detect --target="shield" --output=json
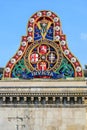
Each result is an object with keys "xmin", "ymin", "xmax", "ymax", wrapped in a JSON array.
[
  {"xmin": 39, "ymin": 45, "xmax": 47, "ymax": 54},
  {"xmin": 38, "ymin": 61, "xmax": 47, "ymax": 71},
  {"xmin": 48, "ymin": 53, "xmax": 56, "ymax": 63},
  {"xmin": 30, "ymin": 53, "xmax": 38, "ymax": 63}
]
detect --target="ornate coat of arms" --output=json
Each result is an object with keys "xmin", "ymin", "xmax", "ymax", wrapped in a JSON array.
[{"xmin": 3, "ymin": 10, "xmax": 83, "ymax": 79}]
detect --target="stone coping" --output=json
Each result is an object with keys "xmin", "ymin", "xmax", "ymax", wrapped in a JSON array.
[
  {"xmin": 0, "ymin": 79, "xmax": 87, "ymax": 87},
  {"xmin": 0, "ymin": 78, "xmax": 86, "ymax": 82}
]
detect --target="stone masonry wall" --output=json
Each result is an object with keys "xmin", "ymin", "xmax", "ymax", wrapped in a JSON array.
[{"xmin": 0, "ymin": 107, "xmax": 87, "ymax": 130}]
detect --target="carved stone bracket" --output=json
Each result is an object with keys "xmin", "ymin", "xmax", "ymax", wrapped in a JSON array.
[{"xmin": 0, "ymin": 86, "xmax": 87, "ymax": 107}]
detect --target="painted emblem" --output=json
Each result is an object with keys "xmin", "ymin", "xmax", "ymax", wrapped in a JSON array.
[
  {"xmin": 30, "ymin": 53, "xmax": 38, "ymax": 63},
  {"xmin": 39, "ymin": 45, "xmax": 47, "ymax": 54},
  {"xmin": 38, "ymin": 61, "xmax": 47, "ymax": 71}
]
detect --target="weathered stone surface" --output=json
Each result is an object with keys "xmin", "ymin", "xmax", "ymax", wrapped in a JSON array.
[
  {"xmin": 0, "ymin": 80, "xmax": 87, "ymax": 129},
  {"xmin": 0, "ymin": 107, "xmax": 86, "ymax": 130},
  {"xmin": 0, "ymin": 80, "xmax": 87, "ymax": 87}
]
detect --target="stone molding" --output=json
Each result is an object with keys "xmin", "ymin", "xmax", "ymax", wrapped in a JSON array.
[
  {"xmin": 0, "ymin": 86, "xmax": 87, "ymax": 107},
  {"xmin": 0, "ymin": 80, "xmax": 87, "ymax": 107}
]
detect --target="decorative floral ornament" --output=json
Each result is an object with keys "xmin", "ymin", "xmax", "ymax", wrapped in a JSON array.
[
  {"xmin": 10, "ymin": 58, "xmax": 16, "ymax": 64},
  {"xmin": 28, "ymin": 27, "xmax": 33, "ymax": 32},
  {"xmin": 30, "ymin": 18, "xmax": 34, "ymax": 23},
  {"xmin": 76, "ymin": 66, "xmax": 82, "ymax": 72},
  {"xmin": 5, "ymin": 67, "xmax": 11, "ymax": 73},
  {"xmin": 54, "ymin": 36, "xmax": 60, "ymax": 41},
  {"xmin": 37, "ymin": 12, "xmax": 42, "ymax": 17},
  {"xmin": 64, "ymin": 50, "xmax": 69, "ymax": 55},
  {"xmin": 60, "ymin": 40, "xmax": 66, "ymax": 46},
  {"xmin": 54, "ymin": 17, "xmax": 59, "ymax": 22},
  {"xmin": 27, "ymin": 36, "xmax": 33, "ymax": 42},
  {"xmin": 47, "ymin": 11, "xmax": 52, "ymax": 17},
  {"xmin": 54, "ymin": 26, "xmax": 60, "ymax": 31},
  {"xmin": 71, "ymin": 57, "xmax": 76, "ymax": 63},
  {"xmin": 17, "ymin": 50, "xmax": 22, "ymax": 56},
  {"xmin": 21, "ymin": 41, "xmax": 26, "ymax": 47}
]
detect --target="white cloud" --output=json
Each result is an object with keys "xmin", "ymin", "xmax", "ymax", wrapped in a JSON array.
[{"xmin": 80, "ymin": 33, "xmax": 87, "ymax": 40}]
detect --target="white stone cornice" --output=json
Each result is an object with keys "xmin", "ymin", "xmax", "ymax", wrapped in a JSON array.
[{"xmin": 0, "ymin": 80, "xmax": 87, "ymax": 87}]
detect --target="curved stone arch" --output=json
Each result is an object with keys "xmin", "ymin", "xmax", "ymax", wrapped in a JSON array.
[{"xmin": 3, "ymin": 10, "xmax": 84, "ymax": 78}]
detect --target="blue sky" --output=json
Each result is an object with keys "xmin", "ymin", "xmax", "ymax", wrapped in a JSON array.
[{"xmin": 0, "ymin": 0, "xmax": 87, "ymax": 68}]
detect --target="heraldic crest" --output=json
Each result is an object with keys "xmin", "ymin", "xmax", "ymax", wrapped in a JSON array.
[{"xmin": 3, "ymin": 10, "xmax": 83, "ymax": 79}]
